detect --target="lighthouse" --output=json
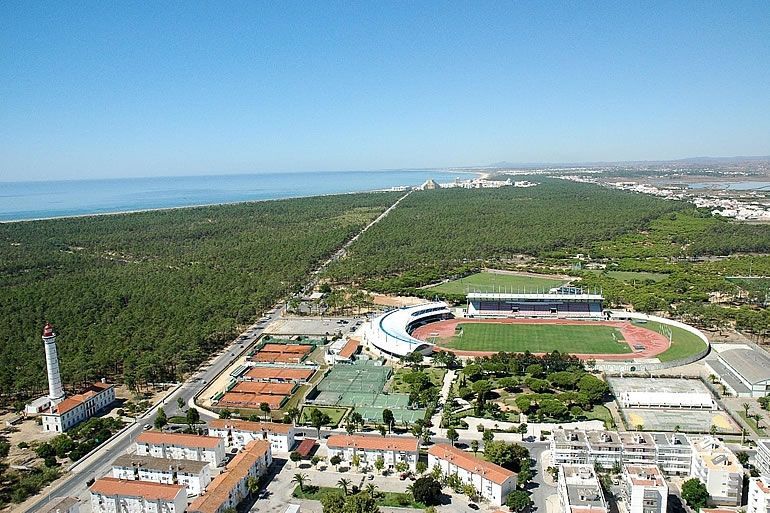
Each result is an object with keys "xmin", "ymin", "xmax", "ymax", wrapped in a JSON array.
[{"xmin": 42, "ymin": 323, "xmax": 65, "ymax": 404}]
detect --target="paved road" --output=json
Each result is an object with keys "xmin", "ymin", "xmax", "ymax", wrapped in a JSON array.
[
  {"xmin": 26, "ymin": 192, "xmax": 412, "ymax": 512},
  {"xmin": 26, "ymin": 307, "xmax": 284, "ymax": 512}
]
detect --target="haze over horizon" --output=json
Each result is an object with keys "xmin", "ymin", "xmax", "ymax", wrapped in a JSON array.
[{"xmin": 2, "ymin": 2, "xmax": 769, "ymax": 181}]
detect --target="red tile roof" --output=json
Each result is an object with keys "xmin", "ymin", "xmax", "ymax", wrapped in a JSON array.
[
  {"xmin": 338, "ymin": 339, "xmax": 359, "ymax": 359},
  {"xmin": 188, "ymin": 440, "xmax": 270, "ymax": 513},
  {"xmin": 327, "ymin": 434, "xmax": 419, "ymax": 452},
  {"xmin": 90, "ymin": 477, "xmax": 184, "ymax": 501},
  {"xmin": 428, "ymin": 444, "xmax": 515, "ymax": 485},
  {"xmin": 209, "ymin": 418, "xmax": 293, "ymax": 435},
  {"xmin": 296, "ymin": 438, "xmax": 316, "ymax": 457},
  {"xmin": 136, "ymin": 431, "xmax": 223, "ymax": 450},
  {"xmin": 48, "ymin": 382, "xmax": 114, "ymax": 415}
]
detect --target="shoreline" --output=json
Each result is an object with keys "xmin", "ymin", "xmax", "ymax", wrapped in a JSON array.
[{"xmin": 0, "ymin": 172, "xmax": 484, "ymax": 224}]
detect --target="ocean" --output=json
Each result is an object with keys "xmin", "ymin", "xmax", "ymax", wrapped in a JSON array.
[{"xmin": 0, "ymin": 169, "xmax": 472, "ymax": 222}]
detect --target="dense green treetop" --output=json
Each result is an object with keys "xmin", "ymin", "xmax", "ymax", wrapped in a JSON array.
[{"xmin": 0, "ymin": 192, "xmax": 399, "ymax": 397}]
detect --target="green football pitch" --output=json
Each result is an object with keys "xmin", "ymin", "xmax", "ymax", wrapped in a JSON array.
[
  {"xmin": 440, "ymin": 323, "xmax": 633, "ymax": 354},
  {"xmin": 427, "ymin": 271, "xmax": 566, "ymax": 295}
]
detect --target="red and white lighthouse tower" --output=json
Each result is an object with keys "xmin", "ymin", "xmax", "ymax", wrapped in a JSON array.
[{"xmin": 42, "ymin": 323, "xmax": 65, "ymax": 404}]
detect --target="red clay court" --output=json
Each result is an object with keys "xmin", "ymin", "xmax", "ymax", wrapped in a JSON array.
[
  {"xmin": 244, "ymin": 367, "xmax": 315, "ymax": 382},
  {"xmin": 248, "ymin": 343, "xmax": 313, "ymax": 364},
  {"xmin": 411, "ymin": 318, "xmax": 671, "ymax": 360}
]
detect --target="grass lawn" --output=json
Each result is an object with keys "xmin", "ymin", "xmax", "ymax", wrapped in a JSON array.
[
  {"xmin": 590, "ymin": 270, "xmax": 670, "ymax": 283},
  {"xmin": 738, "ymin": 410, "xmax": 767, "ymax": 436},
  {"xmin": 442, "ymin": 323, "xmax": 632, "ymax": 354},
  {"xmin": 292, "ymin": 485, "xmax": 427, "ymax": 509},
  {"xmin": 428, "ymin": 271, "xmax": 566, "ymax": 295},
  {"xmin": 299, "ymin": 406, "xmax": 348, "ymax": 427},
  {"xmin": 639, "ymin": 320, "xmax": 708, "ymax": 362},
  {"xmin": 390, "ymin": 367, "xmax": 446, "ymax": 393},
  {"xmin": 583, "ymin": 405, "xmax": 615, "ymax": 429}
]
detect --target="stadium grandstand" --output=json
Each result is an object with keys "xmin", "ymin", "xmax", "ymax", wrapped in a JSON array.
[
  {"xmin": 363, "ymin": 302, "xmax": 452, "ymax": 358},
  {"xmin": 466, "ymin": 287, "xmax": 603, "ymax": 318}
]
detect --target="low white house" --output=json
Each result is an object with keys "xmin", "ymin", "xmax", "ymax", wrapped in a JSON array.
[
  {"xmin": 749, "ymin": 476, "xmax": 770, "ymax": 513},
  {"xmin": 326, "ymin": 435, "xmax": 419, "ymax": 471},
  {"xmin": 324, "ymin": 338, "xmax": 359, "ymax": 364},
  {"xmin": 621, "ymin": 465, "xmax": 668, "ymax": 513},
  {"xmin": 558, "ymin": 465, "xmax": 608, "ymax": 513},
  {"xmin": 135, "ymin": 432, "xmax": 226, "ymax": 468},
  {"xmin": 428, "ymin": 443, "xmax": 516, "ymax": 507},
  {"xmin": 90, "ymin": 477, "xmax": 186, "ymax": 513},
  {"xmin": 690, "ymin": 436, "xmax": 744, "ymax": 505},
  {"xmin": 208, "ymin": 419, "xmax": 296, "ymax": 454},
  {"xmin": 188, "ymin": 440, "xmax": 273, "ymax": 513},
  {"xmin": 111, "ymin": 454, "xmax": 212, "ymax": 496}
]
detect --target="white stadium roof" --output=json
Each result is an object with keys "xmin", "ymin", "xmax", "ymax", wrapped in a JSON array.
[
  {"xmin": 371, "ymin": 302, "xmax": 449, "ymax": 357},
  {"xmin": 467, "ymin": 292, "xmax": 604, "ymax": 301}
]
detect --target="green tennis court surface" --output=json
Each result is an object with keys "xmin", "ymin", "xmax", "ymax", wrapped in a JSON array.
[
  {"xmin": 441, "ymin": 322, "xmax": 632, "ymax": 354},
  {"xmin": 308, "ymin": 362, "xmax": 426, "ymax": 423}
]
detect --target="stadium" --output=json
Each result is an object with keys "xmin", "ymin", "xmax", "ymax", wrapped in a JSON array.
[
  {"xmin": 361, "ymin": 302, "xmax": 452, "ymax": 358},
  {"xmin": 364, "ymin": 287, "xmax": 709, "ymax": 367}
]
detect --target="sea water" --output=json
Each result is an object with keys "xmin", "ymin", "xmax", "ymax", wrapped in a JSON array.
[{"xmin": 0, "ymin": 169, "xmax": 472, "ymax": 222}]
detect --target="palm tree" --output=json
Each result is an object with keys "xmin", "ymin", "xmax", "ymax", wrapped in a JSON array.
[
  {"xmin": 365, "ymin": 483, "xmax": 378, "ymax": 499},
  {"xmin": 291, "ymin": 473, "xmax": 308, "ymax": 493},
  {"xmin": 743, "ymin": 403, "xmax": 751, "ymax": 417},
  {"xmin": 337, "ymin": 478, "xmax": 351, "ymax": 496},
  {"xmin": 246, "ymin": 475, "xmax": 259, "ymax": 498},
  {"xmin": 286, "ymin": 406, "xmax": 300, "ymax": 426}
]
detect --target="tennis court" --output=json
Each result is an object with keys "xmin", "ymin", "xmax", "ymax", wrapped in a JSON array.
[{"xmin": 309, "ymin": 362, "xmax": 426, "ymax": 423}]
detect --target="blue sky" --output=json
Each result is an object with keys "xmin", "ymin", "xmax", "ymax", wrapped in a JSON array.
[{"xmin": 1, "ymin": 1, "xmax": 769, "ymax": 181}]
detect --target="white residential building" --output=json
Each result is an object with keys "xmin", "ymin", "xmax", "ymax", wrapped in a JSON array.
[
  {"xmin": 208, "ymin": 419, "xmax": 296, "ymax": 454},
  {"xmin": 39, "ymin": 496, "xmax": 80, "ymax": 513},
  {"xmin": 326, "ymin": 435, "xmax": 419, "ymax": 471},
  {"xmin": 690, "ymin": 436, "xmax": 744, "ymax": 505},
  {"xmin": 748, "ymin": 476, "xmax": 770, "ymax": 513},
  {"xmin": 188, "ymin": 440, "xmax": 272, "ymax": 513},
  {"xmin": 558, "ymin": 465, "xmax": 608, "ymax": 513},
  {"xmin": 111, "ymin": 454, "xmax": 212, "ymax": 496},
  {"xmin": 755, "ymin": 439, "xmax": 770, "ymax": 478},
  {"xmin": 428, "ymin": 443, "xmax": 516, "ymax": 507},
  {"xmin": 135, "ymin": 432, "xmax": 226, "ymax": 468},
  {"xmin": 41, "ymin": 381, "xmax": 115, "ymax": 433},
  {"xmin": 551, "ymin": 429, "xmax": 692, "ymax": 475},
  {"xmin": 90, "ymin": 477, "xmax": 187, "ymax": 513},
  {"xmin": 621, "ymin": 465, "xmax": 668, "ymax": 513}
]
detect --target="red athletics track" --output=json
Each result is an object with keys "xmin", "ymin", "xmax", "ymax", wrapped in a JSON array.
[{"xmin": 410, "ymin": 318, "xmax": 670, "ymax": 360}]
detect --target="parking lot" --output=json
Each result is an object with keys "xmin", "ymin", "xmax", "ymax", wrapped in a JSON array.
[{"xmin": 264, "ymin": 317, "xmax": 364, "ymax": 336}]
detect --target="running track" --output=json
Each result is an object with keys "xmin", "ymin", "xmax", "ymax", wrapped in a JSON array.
[{"xmin": 410, "ymin": 318, "xmax": 671, "ymax": 360}]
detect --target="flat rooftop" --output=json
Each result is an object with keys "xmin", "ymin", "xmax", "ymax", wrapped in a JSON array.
[
  {"xmin": 561, "ymin": 465, "xmax": 606, "ymax": 510},
  {"xmin": 718, "ymin": 347, "xmax": 770, "ymax": 385},
  {"xmin": 607, "ymin": 376, "xmax": 712, "ymax": 395},
  {"xmin": 112, "ymin": 454, "xmax": 208, "ymax": 473}
]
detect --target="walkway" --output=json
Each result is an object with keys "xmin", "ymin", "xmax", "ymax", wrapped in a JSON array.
[{"xmin": 430, "ymin": 368, "xmax": 456, "ymax": 429}]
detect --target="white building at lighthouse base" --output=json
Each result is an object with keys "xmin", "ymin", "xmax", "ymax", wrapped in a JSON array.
[{"xmin": 41, "ymin": 381, "xmax": 115, "ymax": 433}]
